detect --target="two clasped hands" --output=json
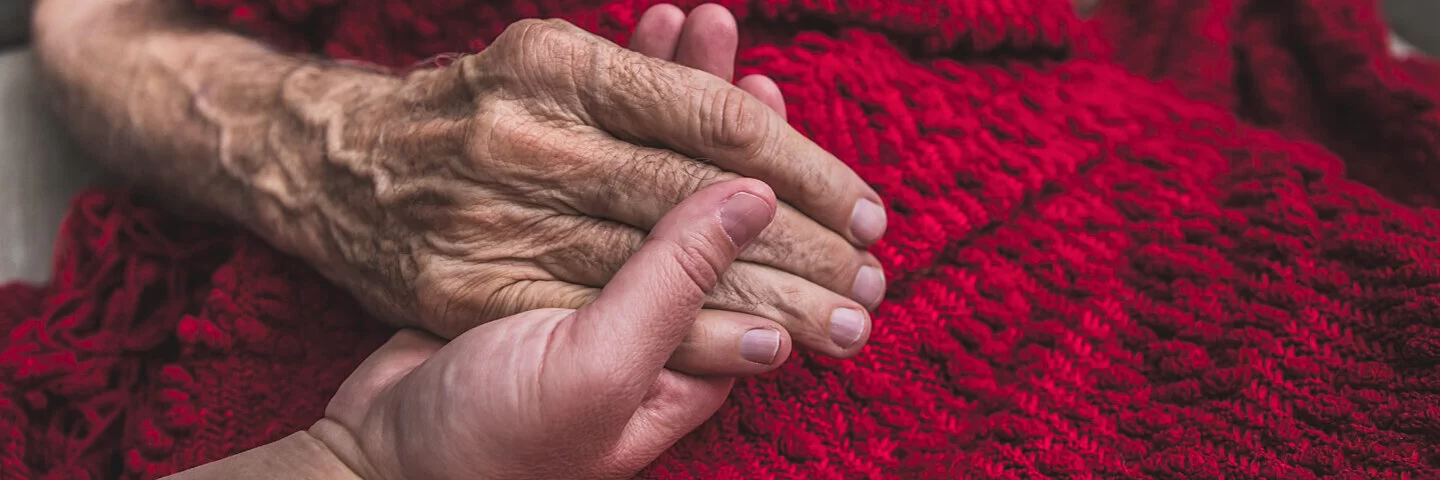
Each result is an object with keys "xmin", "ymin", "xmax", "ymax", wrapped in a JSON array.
[{"xmin": 164, "ymin": 4, "xmax": 884, "ymax": 479}]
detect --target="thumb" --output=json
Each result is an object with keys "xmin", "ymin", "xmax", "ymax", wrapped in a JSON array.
[{"xmin": 566, "ymin": 178, "xmax": 776, "ymax": 391}]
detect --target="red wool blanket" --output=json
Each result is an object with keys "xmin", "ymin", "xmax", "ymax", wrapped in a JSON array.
[{"xmin": 6, "ymin": 0, "xmax": 1440, "ymax": 477}]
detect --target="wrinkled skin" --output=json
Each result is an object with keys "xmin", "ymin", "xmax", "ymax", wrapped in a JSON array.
[
  {"xmin": 310, "ymin": 5, "xmax": 886, "ymax": 374},
  {"xmin": 313, "ymin": 178, "xmax": 782, "ymax": 480},
  {"xmin": 306, "ymin": 10, "xmax": 839, "ymax": 478}
]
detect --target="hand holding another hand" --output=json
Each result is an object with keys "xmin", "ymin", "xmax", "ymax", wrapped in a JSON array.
[
  {"xmin": 307, "ymin": 5, "xmax": 886, "ymax": 375},
  {"xmin": 311, "ymin": 179, "xmax": 782, "ymax": 480}
]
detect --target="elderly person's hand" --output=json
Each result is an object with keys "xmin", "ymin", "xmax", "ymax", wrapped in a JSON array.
[
  {"xmin": 313, "ymin": 179, "xmax": 781, "ymax": 480},
  {"xmin": 169, "ymin": 179, "xmax": 786, "ymax": 479},
  {"xmin": 34, "ymin": 0, "xmax": 884, "ymax": 375},
  {"xmin": 310, "ymin": 5, "xmax": 885, "ymax": 370},
  {"xmin": 309, "ymin": 7, "xmax": 885, "ymax": 366}
]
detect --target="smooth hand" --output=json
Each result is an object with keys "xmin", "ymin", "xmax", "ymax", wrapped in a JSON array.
[{"xmin": 312, "ymin": 179, "xmax": 780, "ymax": 480}]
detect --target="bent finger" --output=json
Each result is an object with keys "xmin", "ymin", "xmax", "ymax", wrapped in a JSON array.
[
  {"xmin": 559, "ymin": 140, "xmax": 884, "ymax": 307},
  {"xmin": 576, "ymin": 50, "xmax": 886, "ymax": 247},
  {"xmin": 737, "ymin": 74, "xmax": 786, "ymax": 119},
  {"xmin": 708, "ymin": 261, "xmax": 874, "ymax": 358}
]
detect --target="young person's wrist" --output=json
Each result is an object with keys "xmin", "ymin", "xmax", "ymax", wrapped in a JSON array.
[{"xmin": 163, "ymin": 431, "xmax": 364, "ymax": 479}]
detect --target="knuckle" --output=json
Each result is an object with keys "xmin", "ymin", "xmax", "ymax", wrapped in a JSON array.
[
  {"xmin": 591, "ymin": 52, "xmax": 684, "ymax": 115},
  {"xmin": 476, "ymin": 116, "xmax": 590, "ymax": 187},
  {"xmin": 793, "ymin": 246, "xmax": 855, "ymax": 293},
  {"xmin": 660, "ymin": 233, "xmax": 724, "ymax": 294},
  {"xmin": 673, "ymin": 161, "xmax": 731, "ymax": 202},
  {"xmin": 624, "ymin": 149, "xmax": 681, "ymax": 202},
  {"xmin": 491, "ymin": 20, "xmax": 537, "ymax": 57},
  {"xmin": 677, "ymin": 243, "xmax": 721, "ymax": 291},
  {"xmin": 413, "ymin": 263, "xmax": 511, "ymax": 333},
  {"xmin": 747, "ymin": 210, "xmax": 860, "ymax": 291},
  {"xmin": 712, "ymin": 273, "xmax": 770, "ymax": 314},
  {"xmin": 611, "ymin": 149, "xmax": 731, "ymax": 208},
  {"xmin": 525, "ymin": 19, "xmax": 581, "ymax": 51},
  {"xmin": 494, "ymin": 18, "xmax": 586, "ymax": 78},
  {"xmin": 704, "ymin": 265, "xmax": 783, "ymax": 322},
  {"xmin": 612, "ymin": 148, "xmax": 674, "ymax": 182},
  {"xmin": 801, "ymin": 234, "xmax": 863, "ymax": 289},
  {"xmin": 706, "ymin": 87, "xmax": 771, "ymax": 157},
  {"xmin": 536, "ymin": 221, "xmax": 637, "ymax": 284},
  {"xmin": 820, "ymin": 255, "xmax": 861, "ymax": 292},
  {"xmin": 498, "ymin": 18, "xmax": 566, "ymax": 47}
]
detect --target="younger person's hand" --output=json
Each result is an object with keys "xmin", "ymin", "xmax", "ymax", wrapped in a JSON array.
[{"xmin": 311, "ymin": 179, "xmax": 784, "ymax": 480}]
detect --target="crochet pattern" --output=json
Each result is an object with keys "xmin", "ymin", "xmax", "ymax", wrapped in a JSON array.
[{"xmin": 5, "ymin": 0, "xmax": 1440, "ymax": 477}]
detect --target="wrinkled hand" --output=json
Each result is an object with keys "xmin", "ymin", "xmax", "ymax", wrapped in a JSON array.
[
  {"xmin": 314, "ymin": 5, "xmax": 886, "ymax": 374},
  {"xmin": 311, "ymin": 179, "xmax": 780, "ymax": 480}
]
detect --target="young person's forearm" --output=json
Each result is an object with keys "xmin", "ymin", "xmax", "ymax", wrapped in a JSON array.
[
  {"xmin": 31, "ymin": 0, "xmax": 397, "ymax": 264},
  {"xmin": 162, "ymin": 432, "xmax": 362, "ymax": 479}
]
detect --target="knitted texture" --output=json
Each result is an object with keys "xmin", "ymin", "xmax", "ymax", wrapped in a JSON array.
[{"xmin": 6, "ymin": 0, "xmax": 1440, "ymax": 477}]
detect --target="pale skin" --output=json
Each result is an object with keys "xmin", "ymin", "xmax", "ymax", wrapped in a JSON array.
[
  {"xmin": 35, "ymin": 0, "xmax": 842, "ymax": 476},
  {"xmin": 31, "ymin": 0, "xmax": 1095, "ymax": 476},
  {"xmin": 34, "ymin": 0, "xmax": 886, "ymax": 378},
  {"xmin": 174, "ymin": 178, "xmax": 783, "ymax": 479}
]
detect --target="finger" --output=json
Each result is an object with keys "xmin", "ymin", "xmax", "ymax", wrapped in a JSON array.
[
  {"xmin": 460, "ymin": 20, "xmax": 887, "ymax": 246},
  {"xmin": 444, "ymin": 220, "xmax": 802, "ymax": 375},
  {"xmin": 568, "ymin": 178, "xmax": 776, "ymax": 384},
  {"xmin": 629, "ymin": 4, "xmax": 685, "ymax": 60},
  {"xmin": 524, "ymin": 212, "xmax": 875, "ymax": 357},
  {"xmin": 573, "ymin": 39, "xmax": 888, "ymax": 247},
  {"xmin": 737, "ymin": 74, "xmax": 786, "ymax": 119},
  {"xmin": 666, "ymin": 309, "xmax": 792, "ymax": 376},
  {"xmin": 708, "ymin": 261, "xmax": 873, "ymax": 357},
  {"xmin": 556, "ymin": 139, "xmax": 884, "ymax": 308},
  {"xmin": 745, "ymin": 205, "xmax": 887, "ymax": 310},
  {"xmin": 413, "ymin": 247, "xmax": 601, "ymax": 338},
  {"xmin": 674, "ymin": 3, "xmax": 738, "ymax": 82}
]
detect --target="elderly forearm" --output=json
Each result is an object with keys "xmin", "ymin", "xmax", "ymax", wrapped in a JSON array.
[{"xmin": 31, "ymin": 0, "xmax": 399, "ymax": 265}]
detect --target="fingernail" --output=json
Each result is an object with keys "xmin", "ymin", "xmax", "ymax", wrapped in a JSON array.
[
  {"xmin": 851, "ymin": 265, "xmax": 886, "ymax": 308},
  {"xmin": 721, "ymin": 192, "xmax": 769, "ymax": 248},
  {"xmin": 850, "ymin": 198, "xmax": 887, "ymax": 245},
  {"xmin": 739, "ymin": 328, "xmax": 781, "ymax": 364},
  {"xmin": 830, "ymin": 308, "xmax": 867, "ymax": 349}
]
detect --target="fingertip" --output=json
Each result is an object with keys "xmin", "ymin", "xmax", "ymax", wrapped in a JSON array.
[
  {"xmin": 849, "ymin": 196, "xmax": 888, "ymax": 246},
  {"xmin": 631, "ymin": 4, "xmax": 686, "ymax": 59},
  {"xmin": 852, "ymin": 264, "xmax": 887, "ymax": 310},
  {"xmin": 739, "ymin": 328, "xmax": 790, "ymax": 366},
  {"xmin": 721, "ymin": 193, "xmax": 771, "ymax": 249},
  {"xmin": 576, "ymin": 178, "xmax": 779, "ymax": 372},
  {"xmin": 677, "ymin": 3, "xmax": 739, "ymax": 81},
  {"xmin": 666, "ymin": 311, "xmax": 793, "ymax": 376},
  {"xmin": 716, "ymin": 179, "xmax": 777, "ymax": 249},
  {"xmin": 737, "ymin": 74, "xmax": 787, "ymax": 119},
  {"xmin": 688, "ymin": 3, "xmax": 738, "ymax": 31},
  {"xmin": 828, "ymin": 307, "xmax": 871, "ymax": 355},
  {"xmin": 726, "ymin": 177, "xmax": 777, "ymax": 208},
  {"xmin": 638, "ymin": 4, "xmax": 686, "ymax": 31},
  {"xmin": 718, "ymin": 176, "xmax": 777, "ymax": 210}
]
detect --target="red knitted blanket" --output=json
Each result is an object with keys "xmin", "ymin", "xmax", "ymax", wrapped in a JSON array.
[{"xmin": 6, "ymin": 0, "xmax": 1440, "ymax": 477}]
